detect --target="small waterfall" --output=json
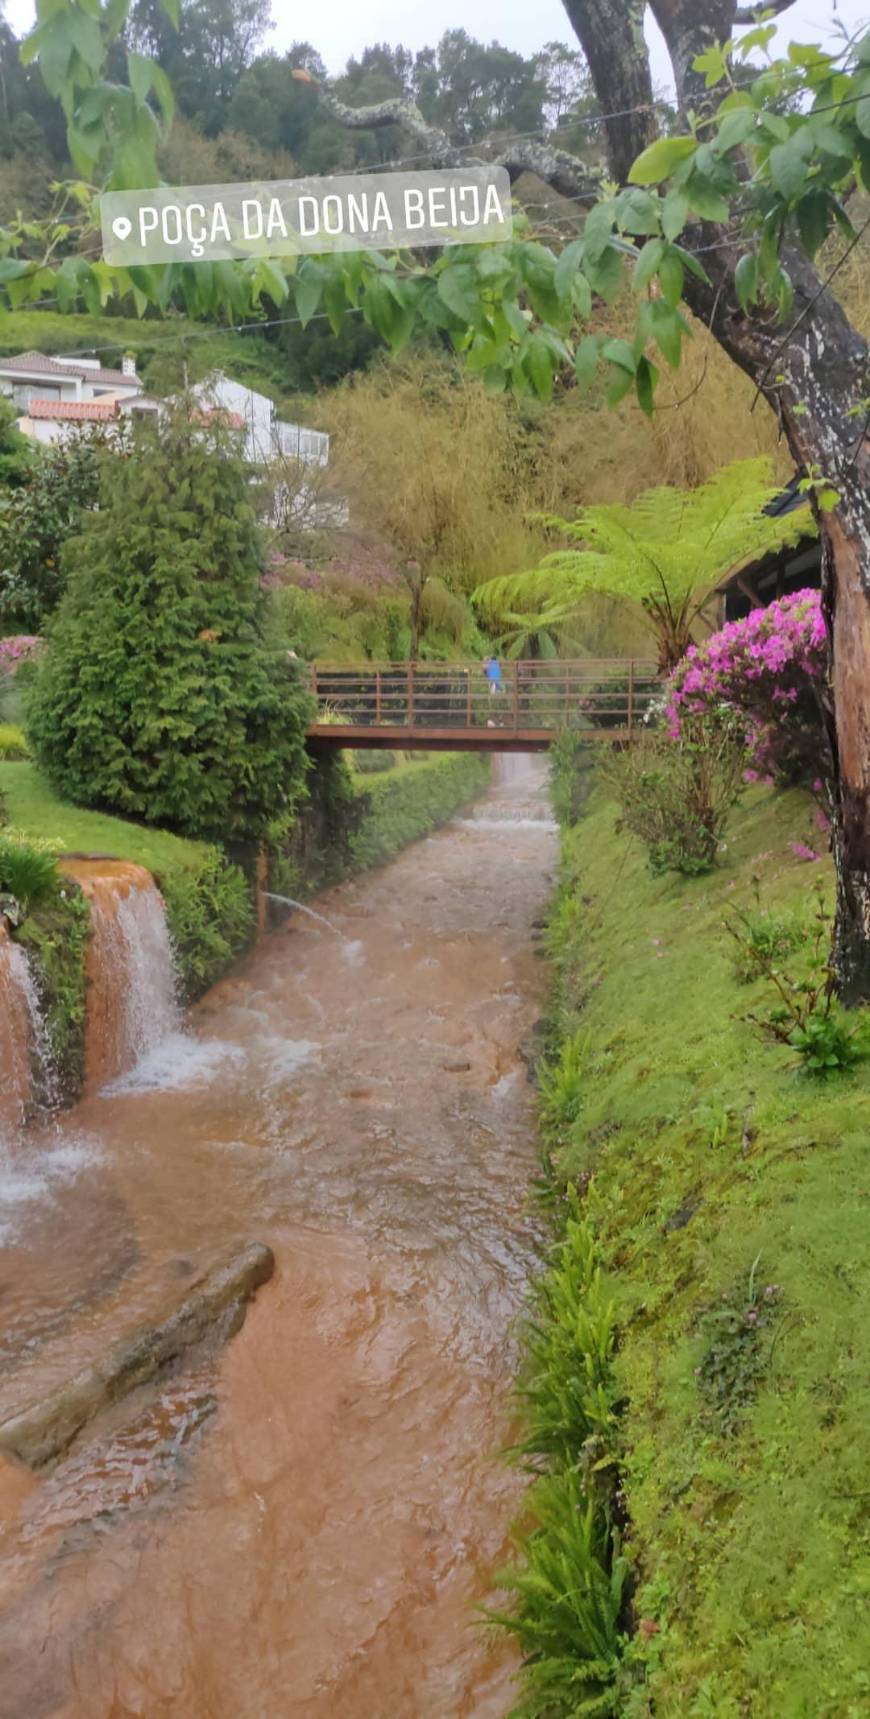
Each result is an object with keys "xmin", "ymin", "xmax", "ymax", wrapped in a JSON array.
[
  {"xmin": 0, "ymin": 924, "xmax": 55, "ymax": 1126},
  {"xmin": 65, "ymin": 863, "xmax": 180, "ymax": 1090}
]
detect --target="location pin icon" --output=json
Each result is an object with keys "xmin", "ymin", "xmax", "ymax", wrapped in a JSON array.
[{"xmin": 112, "ymin": 216, "xmax": 132, "ymax": 241}]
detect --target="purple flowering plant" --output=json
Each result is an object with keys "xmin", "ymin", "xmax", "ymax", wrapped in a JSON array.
[
  {"xmin": 0, "ymin": 635, "xmax": 41, "ymax": 674},
  {"xmin": 666, "ymin": 591, "xmax": 827, "ymax": 786}
]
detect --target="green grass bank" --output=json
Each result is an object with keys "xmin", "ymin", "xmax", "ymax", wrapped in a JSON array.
[{"xmin": 524, "ymin": 776, "xmax": 870, "ymax": 1717}]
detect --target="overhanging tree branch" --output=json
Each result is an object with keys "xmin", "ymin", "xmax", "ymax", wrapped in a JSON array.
[
  {"xmin": 734, "ymin": 1, "xmax": 795, "ymax": 21},
  {"xmin": 308, "ymin": 77, "xmax": 601, "ymax": 203}
]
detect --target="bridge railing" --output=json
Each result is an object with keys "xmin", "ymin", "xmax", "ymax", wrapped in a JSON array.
[{"xmin": 309, "ymin": 659, "xmax": 661, "ymax": 736}]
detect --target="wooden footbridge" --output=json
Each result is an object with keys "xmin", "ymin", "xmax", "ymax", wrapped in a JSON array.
[{"xmin": 306, "ymin": 659, "xmax": 660, "ymax": 752}]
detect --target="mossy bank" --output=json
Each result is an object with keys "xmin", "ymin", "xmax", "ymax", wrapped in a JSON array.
[{"xmin": 516, "ymin": 773, "xmax": 870, "ymax": 1717}]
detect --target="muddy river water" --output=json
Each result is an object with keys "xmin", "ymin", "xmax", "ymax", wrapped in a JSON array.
[{"xmin": 0, "ymin": 764, "xmax": 556, "ymax": 1718}]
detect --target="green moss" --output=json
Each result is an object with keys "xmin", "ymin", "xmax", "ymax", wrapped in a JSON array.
[
  {"xmin": 159, "ymin": 849, "xmax": 255, "ymax": 1004},
  {"xmin": 540, "ymin": 780, "xmax": 870, "ymax": 1715}
]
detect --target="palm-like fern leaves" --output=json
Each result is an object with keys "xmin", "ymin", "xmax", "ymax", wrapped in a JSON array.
[{"xmin": 474, "ymin": 458, "xmax": 814, "ymax": 670}]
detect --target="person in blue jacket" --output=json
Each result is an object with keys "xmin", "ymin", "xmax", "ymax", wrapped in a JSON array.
[{"xmin": 483, "ymin": 655, "xmax": 503, "ymax": 696}]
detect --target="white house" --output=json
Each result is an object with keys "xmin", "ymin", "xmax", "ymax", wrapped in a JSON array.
[
  {"xmin": 188, "ymin": 372, "xmax": 329, "ymax": 468},
  {"xmin": 0, "ymin": 349, "xmax": 159, "ymax": 445},
  {"xmin": 1, "ymin": 352, "xmax": 343, "ymax": 523}
]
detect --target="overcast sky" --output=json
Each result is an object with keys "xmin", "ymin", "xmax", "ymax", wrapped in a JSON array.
[{"xmin": 3, "ymin": 0, "xmax": 868, "ymax": 91}]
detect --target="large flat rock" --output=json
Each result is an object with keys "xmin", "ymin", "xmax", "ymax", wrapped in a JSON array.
[{"xmin": 0, "ymin": 1241, "xmax": 274, "ymax": 1469}]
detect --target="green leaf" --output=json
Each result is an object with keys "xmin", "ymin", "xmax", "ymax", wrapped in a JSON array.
[
  {"xmin": 659, "ymin": 249, "xmax": 684, "ymax": 308},
  {"xmin": 574, "ymin": 335, "xmax": 600, "ymax": 391},
  {"xmin": 635, "ymin": 355, "xmax": 659, "ymax": 417},
  {"xmin": 734, "ymin": 251, "xmax": 758, "ymax": 313},
  {"xmin": 160, "ymin": 0, "xmax": 180, "ymax": 25},
  {"xmin": 760, "ymin": 111, "xmax": 791, "ymax": 142},
  {"xmin": 601, "ymin": 337, "xmax": 636, "ymax": 374},
  {"xmin": 584, "ymin": 242, "xmax": 624, "ymax": 304},
  {"xmin": 629, "ymin": 135, "xmax": 697, "ymax": 185},
  {"xmin": 149, "ymin": 62, "xmax": 174, "ymax": 128},
  {"xmin": 66, "ymin": 9, "xmax": 103, "ymax": 72},
  {"xmin": 693, "ymin": 42, "xmax": 728, "ymax": 88},
  {"xmin": 523, "ymin": 331, "xmax": 556, "ymax": 401},
  {"xmin": 613, "ymin": 186, "xmax": 661, "ymax": 236},
  {"xmin": 582, "ymin": 199, "xmax": 616, "ymax": 262},
  {"xmin": 554, "ymin": 236, "xmax": 585, "ymax": 302},
  {"xmin": 715, "ymin": 107, "xmax": 756, "ymax": 153},
  {"xmin": 857, "ymin": 96, "xmax": 870, "ymax": 141},
  {"xmin": 796, "ymin": 190, "xmax": 831, "ymax": 259},
  {"xmin": 293, "ymin": 258, "xmax": 324, "ymax": 327},
  {"xmin": 685, "ymin": 174, "xmax": 730, "ymax": 223},
  {"xmin": 436, "ymin": 262, "xmax": 481, "ymax": 325},
  {"xmin": 648, "ymin": 300, "xmax": 687, "ymax": 369},
  {"xmin": 572, "ymin": 271, "xmax": 592, "ymax": 320},
  {"xmin": 768, "ymin": 136, "xmax": 812, "ymax": 201},
  {"xmin": 633, "ymin": 237, "xmax": 665, "ymax": 293},
  {"xmin": 322, "ymin": 271, "xmax": 347, "ymax": 336},
  {"xmin": 808, "ymin": 118, "xmax": 853, "ymax": 158},
  {"xmin": 661, "ymin": 191, "xmax": 689, "ymax": 242},
  {"xmin": 0, "ymin": 258, "xmax": 34, "ymax": 283},
  {"xmin": 127, "ymin": 50, "xmax": 154, "ymax": 106},
  {"xmin": 606, "ymin": 363, "xmax": 635, "ymax": 407}
]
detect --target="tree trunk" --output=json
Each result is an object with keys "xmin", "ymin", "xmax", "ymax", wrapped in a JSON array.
[
  {"xmin": 563, "ymin": 0, "xmax": 870, "ymax": 999},
  {"xmin": 560, "ymin": 0, "xmax": 656, "ymax": 180},
  {"xmin": 684, "ymin": 243, "xmax": 870, "ymax": 996}
]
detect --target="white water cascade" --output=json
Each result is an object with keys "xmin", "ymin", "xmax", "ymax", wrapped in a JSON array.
[
  {"xmin": 67, "ymin": 863, "xmax": 180, "ymax": 1089},
  {"xmin": 0, "ymin": 923, "xmax": 55, "ymax": 1127}
]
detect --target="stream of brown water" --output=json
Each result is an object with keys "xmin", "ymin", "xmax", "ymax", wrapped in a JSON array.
[{"xmin": 0, "ymin": 764, "xmax": 556, "ymax": 1719}]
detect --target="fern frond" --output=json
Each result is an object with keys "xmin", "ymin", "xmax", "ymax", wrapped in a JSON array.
[{"xmin": 474, "ymin": 459, "xmax": 816, "ymax": 635}]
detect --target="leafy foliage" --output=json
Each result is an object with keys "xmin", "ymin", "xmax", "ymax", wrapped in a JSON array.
[
  {"xmin": 6, "ymin": 2, "xmax": 870, "ymax": 442},
  {"xmin": 694, "ymin": 1268, "xmax": 782, "ymax": 1436},
  {"xmin": 25, "ymin": 407, "xmax": 311, "ymax": 843},
  {"xmin": 474, "ymin": 460, "xmax": 811, "ymax": 672},
  {"xmin": 0, "ymin": 724, "xmax": 29, "ymax": 759},
  {"xmin": 0, "ymin": 833, "xmax": 59, "ymax": 913},
  {"xmin": 0, "ymin": 428, "xmax": 110, "ymax": 632},
  {"xmin": 600, "ymin": 717, "xmax": 746, "ymax": 876},
  {"xmin": 0, "ymin": 396, "xmax": 35, "ymax": 489},
  {"xmin": 159, "ymin": 847, "xmax": 255, "ymax": 1003},
  {"xmin": 550, "ymin": 729, "xmax": 596, "ymax": 828},
  {"xmin": 726, "ymin": 882, "xmax": 869, "ymax": 1076}
]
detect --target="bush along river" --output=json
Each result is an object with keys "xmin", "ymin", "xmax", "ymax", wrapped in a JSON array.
[{"xmin": 0, "ymin": 759, "xmax": 556, "ymax": 1718}]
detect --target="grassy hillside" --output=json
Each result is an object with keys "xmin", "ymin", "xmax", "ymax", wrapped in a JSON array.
[
  {"xmin": 0, "ymin": 309, "xmax": 292, "ymax": 401},
  {"xmin": 0, "ymin": 760, "xmax": 208, "ymax": 873},
  {"xmin": 539, "ymin": 779, "xmax": 870, "ymax": 1715}
]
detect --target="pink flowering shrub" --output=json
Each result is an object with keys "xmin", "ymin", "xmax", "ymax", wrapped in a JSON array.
[
  {"xmin": 0, "ymin": 635, "xmax": 41, "ymax": 675},
  {"xmin": 666, "ymin": 591, "xmax": 827, "ymax": 785}
]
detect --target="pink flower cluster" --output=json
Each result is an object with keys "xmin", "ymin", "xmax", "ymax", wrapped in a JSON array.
[
  {"xmin": 0, "ymin": 635, "xmax": 41, "ymax": 674},
  {"xmin": 667, "ymin": 591, "xmax": 827, "ymax": 784}
]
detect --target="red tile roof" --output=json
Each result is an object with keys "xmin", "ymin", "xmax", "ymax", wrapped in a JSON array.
[
  {"xmin": 1, "ymin": 350, "xmax": 139, "ymax": 385},
  {"xmin": 189, "ymin": 407, "xmax": 245, "ymax": 430},
  {"xmin": 27, "ymin": 399, "xmax": 118, "ymax": 421}
]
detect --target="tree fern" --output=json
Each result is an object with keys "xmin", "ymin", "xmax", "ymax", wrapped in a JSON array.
[{"xmin": 474, "ymin": 458, "xmax": 814, "ymax": 671}]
